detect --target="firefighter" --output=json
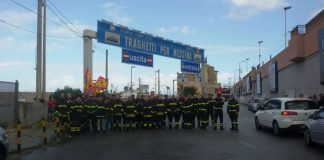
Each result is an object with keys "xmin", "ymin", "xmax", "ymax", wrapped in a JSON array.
[
  {"xmin": 198, "ymin": 96, "xmax": 209, "ymax": 129},
  {"xmin": 142, "ymin": 97, "xmax": 154, "ymax": 129},
  {"xmin": 124, "ymin": 95, "xmax": 137, "ymax": 130},
  {"xmin": 167, "ymin": 96, "xmax": 178, "ymax": 129},
  {"xmin": 154, "ymin": 97, "xmax": 167, "ymax": 129},
  {"xmin": 227, "ymin": 95, "xmax": 240, "ymax": 131},
  {"xmin": 181, "ymin": 96, "xmax": 193, "ymax": 129},
  {"xmin": 212, "ymin": 93, "xmax": 224, "ymax": 130},
  {"xmin": 104, "ymin": 97, "xmax": 113, "ymax": 131},
  {"xmin": 174, "ymin": 97, "xmax": 182, "ymax": 129},
  {"xmin": 136, "ymin": 95, "xmax": 145, "ymax": 129},
  {"xmin": 96, "ymin": 97, "xmax": 107, "ymax": 133},
  {"xmin": 86, "ymin": 98, "xmax": 97, "ymax": 133},
  {"xmin": 65, "ymin": 94, "xmax": 74, "ymax": 136},
  {"xmin": 112, "ymin": 95, "xmax": 124, "ymax": 131},
  {"xmin": 192, "ymin": 96, "xmax": 200, "ymax": 128},
  {"xmin": 54, "ymin": 93, "xmax": 66, "ymax": 136},
  {"xmin": 70, "ymin": 96, "xmax": 83, "ymax": 135}
]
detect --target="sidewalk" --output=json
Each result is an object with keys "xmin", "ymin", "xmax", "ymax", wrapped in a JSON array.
[{"xmin": 6, "ymin": 122, "xmax": 56, "ymax": 152}]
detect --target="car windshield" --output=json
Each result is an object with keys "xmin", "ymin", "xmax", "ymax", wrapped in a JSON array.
[{"xmin": 285, "ymin": 100, "xmax": 317, "ymax": 110}]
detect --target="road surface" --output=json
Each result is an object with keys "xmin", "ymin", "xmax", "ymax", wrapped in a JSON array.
[{"xmin": 12, "ymin": 104, "xmax": 324, "ymax": 160}]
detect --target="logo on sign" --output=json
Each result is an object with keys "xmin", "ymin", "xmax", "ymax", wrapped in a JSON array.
[{"xmin": 122, "ymin": 49, "xmax": 153, "ymax": 67}]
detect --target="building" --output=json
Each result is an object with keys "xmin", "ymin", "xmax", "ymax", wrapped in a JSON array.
[
  {"xmin": 234, "ymin": 10, "xmax": 324, "ymax": 103},
  {"xmin": 177, "ymin": 60, "xmax": 218, "ymax": 96}
]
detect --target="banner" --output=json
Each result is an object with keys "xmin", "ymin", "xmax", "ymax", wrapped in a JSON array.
[
  {"xmin": 268, "ymin": 61, "xmax": 278, "ymax": 93},
  {"xmin": 319, "ymin": 29, "xmax": 324, "ymax": 85},
  {"xmin": 97, "ymin": 20, "xmax": 204, "ymax": 63},
  {"xmin": 257, "ymin": 72, "xmax": 262, "ymax": 94},
  {"xmin": 84, "ymin": 67, "xmax": 93, "ymax": 95}
]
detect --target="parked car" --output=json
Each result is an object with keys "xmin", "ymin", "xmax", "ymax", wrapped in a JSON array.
[
  {"xmin": 304, "ymin": 108, "xmax": 324, "ymax": 146},
  {"xmin": 248, "ymin": 98, "xmax": 267, "ymax": 112},
  {"xmin": 0, "ymin": 126, "xmax": 9, "ymax": 160},
  {"xmin": 255, "ymin": 98, "xmax": 319, "ymax": 136}
]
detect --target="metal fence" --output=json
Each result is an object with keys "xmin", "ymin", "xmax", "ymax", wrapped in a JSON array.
[{"xmin": 0, "ymin": 80, "xmax": 18, "ymax": 127}]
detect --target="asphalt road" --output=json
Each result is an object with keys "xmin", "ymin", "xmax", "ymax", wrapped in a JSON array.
[{"xmin": 13, "ymin": 104, "xmax": 324, "ymax": 160}]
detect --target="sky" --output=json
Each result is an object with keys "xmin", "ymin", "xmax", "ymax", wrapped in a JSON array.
[{"xmin": 0, "ymin": 0, "xmax": 323, "ymax": 94}]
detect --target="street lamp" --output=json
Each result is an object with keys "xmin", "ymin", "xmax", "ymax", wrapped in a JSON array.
[
  {"xmin": 245, "ymin": 58, "xmax": 250, "ymax": 72},
  {"xmin": 284, "ymin": 6, "xmax": 291, "ymax": 48},
  {"xmin": 258, "ymin": 41, "xmax": 263, "ymax": 66},
  {"xmin": 130, "ymin": 66, "xmax": 135, "ymax": 91},
  {"xmin": 239, "ymin": 60, "xmax": 246, "ymax": 82}
]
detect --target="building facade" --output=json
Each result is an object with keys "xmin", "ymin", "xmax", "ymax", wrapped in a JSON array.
[{"xmin": 234, "ymin": 10, "xmax": 324, "ymax": 103}]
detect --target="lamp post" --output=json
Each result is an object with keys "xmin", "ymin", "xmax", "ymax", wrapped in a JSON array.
[
  {"xmin": 130, "ymin": 66, "xmax": 135, "ymax": 91},
  {"xmin": 284, "ymin": 6, "xmax": 291, "ymax": 48},
  {"xmin": 245, "ymin": 58, "xmax": 250, "ymax": 72},
  {"xmin": 173, "ymin": 79, "xmax": 177, "ymax": 95},
  {"xmin": 239, "ymin": 60, "xmax": 246, "ymax": 82},
  {"xmin": 258, "ymin": 41, "xmax": 263, "ymax": 66}
]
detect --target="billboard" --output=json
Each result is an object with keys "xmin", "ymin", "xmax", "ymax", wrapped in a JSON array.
[
  {"xmin": 181, "ymin": 61, "xmax": 201, "ymax": 73},
  {"xmin": 268, "ymin": 61, "xmax": 278, "ymax": 93},
  {"xmin": 246, "ymin": 77, "xmax": 250, "ymax": 93},
  {"xmin": 122, "ymin": 49, "xmax": 153, "ymax": 67},
  {"xmin": 97, "ymin": 20, "xmax": 204, "ymax": 63},
  {"xmin": 257, "ymin": 73, "xmax": 262, "ymax": 94},
  {"xmin": 319, "ymin": 29, "xmax": 324, "ymax": 85}
]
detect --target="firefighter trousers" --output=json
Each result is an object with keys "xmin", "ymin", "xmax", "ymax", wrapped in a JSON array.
[
  {"xmin": 213, "ymin": 110, "xmax": 224, "ymax": 129},
  {"xmin": 229, "ymin": 112, "xmax": 238, "ymax": 130}
]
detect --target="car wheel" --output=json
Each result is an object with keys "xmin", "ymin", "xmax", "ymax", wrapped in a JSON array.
[
  {"xmin": 255, "ymin": 117, "xmax": 262, "ymax": 130},
  {"xmin": 273, "ymin": 121, "xmax": 281, "ymax": 136},
  {"xmin": 304, "ymin": 128, "xmax": 313, "ymax": 146}
]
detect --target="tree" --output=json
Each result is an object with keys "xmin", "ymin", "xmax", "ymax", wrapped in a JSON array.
[
  {"xmin": 182, "ymin": 87, "xmax": 197, "ymax": 97},
  {"xmin": 52, "ymin": 86, "xmax": 82, "ymax": 100}
]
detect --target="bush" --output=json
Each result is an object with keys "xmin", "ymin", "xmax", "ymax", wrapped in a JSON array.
[{"xmin": 52, "ymin": 86, "xmax": 81, "ymax": 100}]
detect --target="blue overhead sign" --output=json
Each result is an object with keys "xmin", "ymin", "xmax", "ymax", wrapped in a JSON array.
[
  {"xmin": 97, "ymin": 20, "xmax": 204, "ymax": 63},
  {"xmin": 181, "ymin": 61, "xmax": 201, "ymax": 73},
  {"xmin": 122, "ymin": 49, "xmax": 153, "ymax": 67}
]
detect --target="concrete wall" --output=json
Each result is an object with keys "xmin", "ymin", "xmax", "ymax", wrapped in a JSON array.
[{"xmin": 17, "ymin": 102, "xmax": 47, "ymax": 128}]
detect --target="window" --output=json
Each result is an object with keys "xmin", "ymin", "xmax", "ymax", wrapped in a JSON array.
[
  {"xmin": 285, "ymin": 100, "xmax": 317, "ymax": 110},
  {"xmin": 315, "ymin": 109, "xmax": 324, "ymax": 119},
  {"xmin": 263, "ymin": 101, "xmax": 272, "ymax": 110},
  {"xmin": 270, "ymin": 100, "xmax": 281, "ymax": 110}
]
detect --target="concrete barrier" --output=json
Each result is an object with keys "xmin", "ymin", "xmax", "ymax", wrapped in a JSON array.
[{"xmin": 17, "ymin": 102, "xmax": 47, "ymax": 128}]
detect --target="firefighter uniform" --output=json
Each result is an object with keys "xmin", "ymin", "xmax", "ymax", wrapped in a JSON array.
[
  {"xmin": 136, "ymin": 97, "xmax": 145, "ymax": 129},
  {"xmin": 112, "ymin": 99, "xmax": 124, "ymax": 130},
  {"xmin": 181, "ymin": 98, "xmax": 193, "ymax": 129},
  {"xmin": 124, "ymin": 100, "xmax": 138, "ymax": 130},
  {"xmin": 86, "ymin": 100, "xmax": 97, "ymax": 133},
  {"xmin": 166, "ymin": 98, "xmax": 178, "ymax": 129},
  {"xmin": 96, "ymin": 99, "xmax": 107, "ymax": 133},
  {"xmin": 104, "ymin": 99, "xmax": 113, "ymax": 131},
  {"xmin": 70, "ymin": 98, "xmax": 83, "ymax": 134},
  {"xmin": 192, "ymin": 98, "xmax": 200, "ymax": 128},
  {"xmin": 155, "ymin": 100, "xmax": 167, "ymax": 129},
  {"xmin": 142, "ymin": 100, "xmax": 154, "ymax": 129},
  {"xmin": 198, "ymin": 98, "xmax": 209, "ymax": 129},
  {"xmin": 227, "ymin": 98, "xmax": 239, "ymax": 131},
  {"xmin": 54, "ymin": 96, "xmax": 66, "ymax": 136},
  {"xmin": 212, "ymin": 96, "xmax": 224, "ymax": 130}
]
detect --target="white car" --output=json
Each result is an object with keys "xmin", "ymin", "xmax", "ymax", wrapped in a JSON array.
[
  {"xmin": 304, "ymin": 108, "xmax": 324, "ymax": 146},
  {"xmin": 255, "ymin": 98, "xmax": 319, "ymax": 136}
]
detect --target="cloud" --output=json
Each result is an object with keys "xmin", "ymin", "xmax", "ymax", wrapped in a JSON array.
[
  {"xmin": 200, "ymin": 44, "xmax": 259, "ymax": 55},
  {"xmin": 0, "ymin": 60, "xmax": 34, "ymax": 70},
  {"xmin": 158, "ymin": 25, "xmax": 193, "ymax": 35},
  {"xmin": 47, "ymin": 20, "xmax": 93, "ymax": 38},
  {"xmin": 0, "ymin": 10, "xmax": 35, "ymax": 26},
  {"xmin": 218, "ymin": 72, "xmax": 234, "ymax": 86},
  {"xmin": 226, "ymin": 0, "xmax": 288, "ymax": 20},
  {"xmin": 100, "ymin": 2, "xmax": 132, "ymax": 25},
  {"xmin": 0, "ymin": 36, "xmax": 14, "ymax": 50}
]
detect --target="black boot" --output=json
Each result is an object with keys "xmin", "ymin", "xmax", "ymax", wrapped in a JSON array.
[
  {"xmin": 220, "ymin": 127, "xmax": 224, "ymax": 130},
  {"xmin": 213, "ymin": 126, "xmax": 217, "ymax": 130}
]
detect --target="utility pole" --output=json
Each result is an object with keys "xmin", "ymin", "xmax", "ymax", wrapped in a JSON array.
[
  {"xmin": 41, "ymin": 0, "xmax": 46, "ymax": 100},
  {"xmin": 258, "ymin": 41, "xmax": 263, "ymax": 66},
  {"xmin": 130, "ymin": 66, "xmax": 135, "ymax": 91},
  {"xmin": 157, "ymin": 69, "xmax": 160, "ymax": 96},
  {"xmin": 105, "ymin": 49, "xmax": 108, "ymax": 91},
  {"xmin": 36, "ymin": 0, "xmax": 43, "ymax": 100},
  {"xmin": 139, "ymin": 77, "xmax": 141, "ymax": 94}
]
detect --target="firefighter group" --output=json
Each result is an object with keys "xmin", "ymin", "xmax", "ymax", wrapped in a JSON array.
[{"xmin": 54, "ymin": 92, "xmax": 240, "ymax": 137}]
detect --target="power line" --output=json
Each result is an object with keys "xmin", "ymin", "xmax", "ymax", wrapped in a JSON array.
[
  {"xmin": 0, "ymin": 19, "xmax": 78, "ymax": 39},
  {"xmin": 47, "ymin": 0, "xmax": 83, "ymax": 34},
  {"xmin": 9, "ymin": 0, "xmax": 72, "ymax": 31},
  {"xmin": 46, "ymin": 4, "xmax": 82, "ymax": 38}
]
